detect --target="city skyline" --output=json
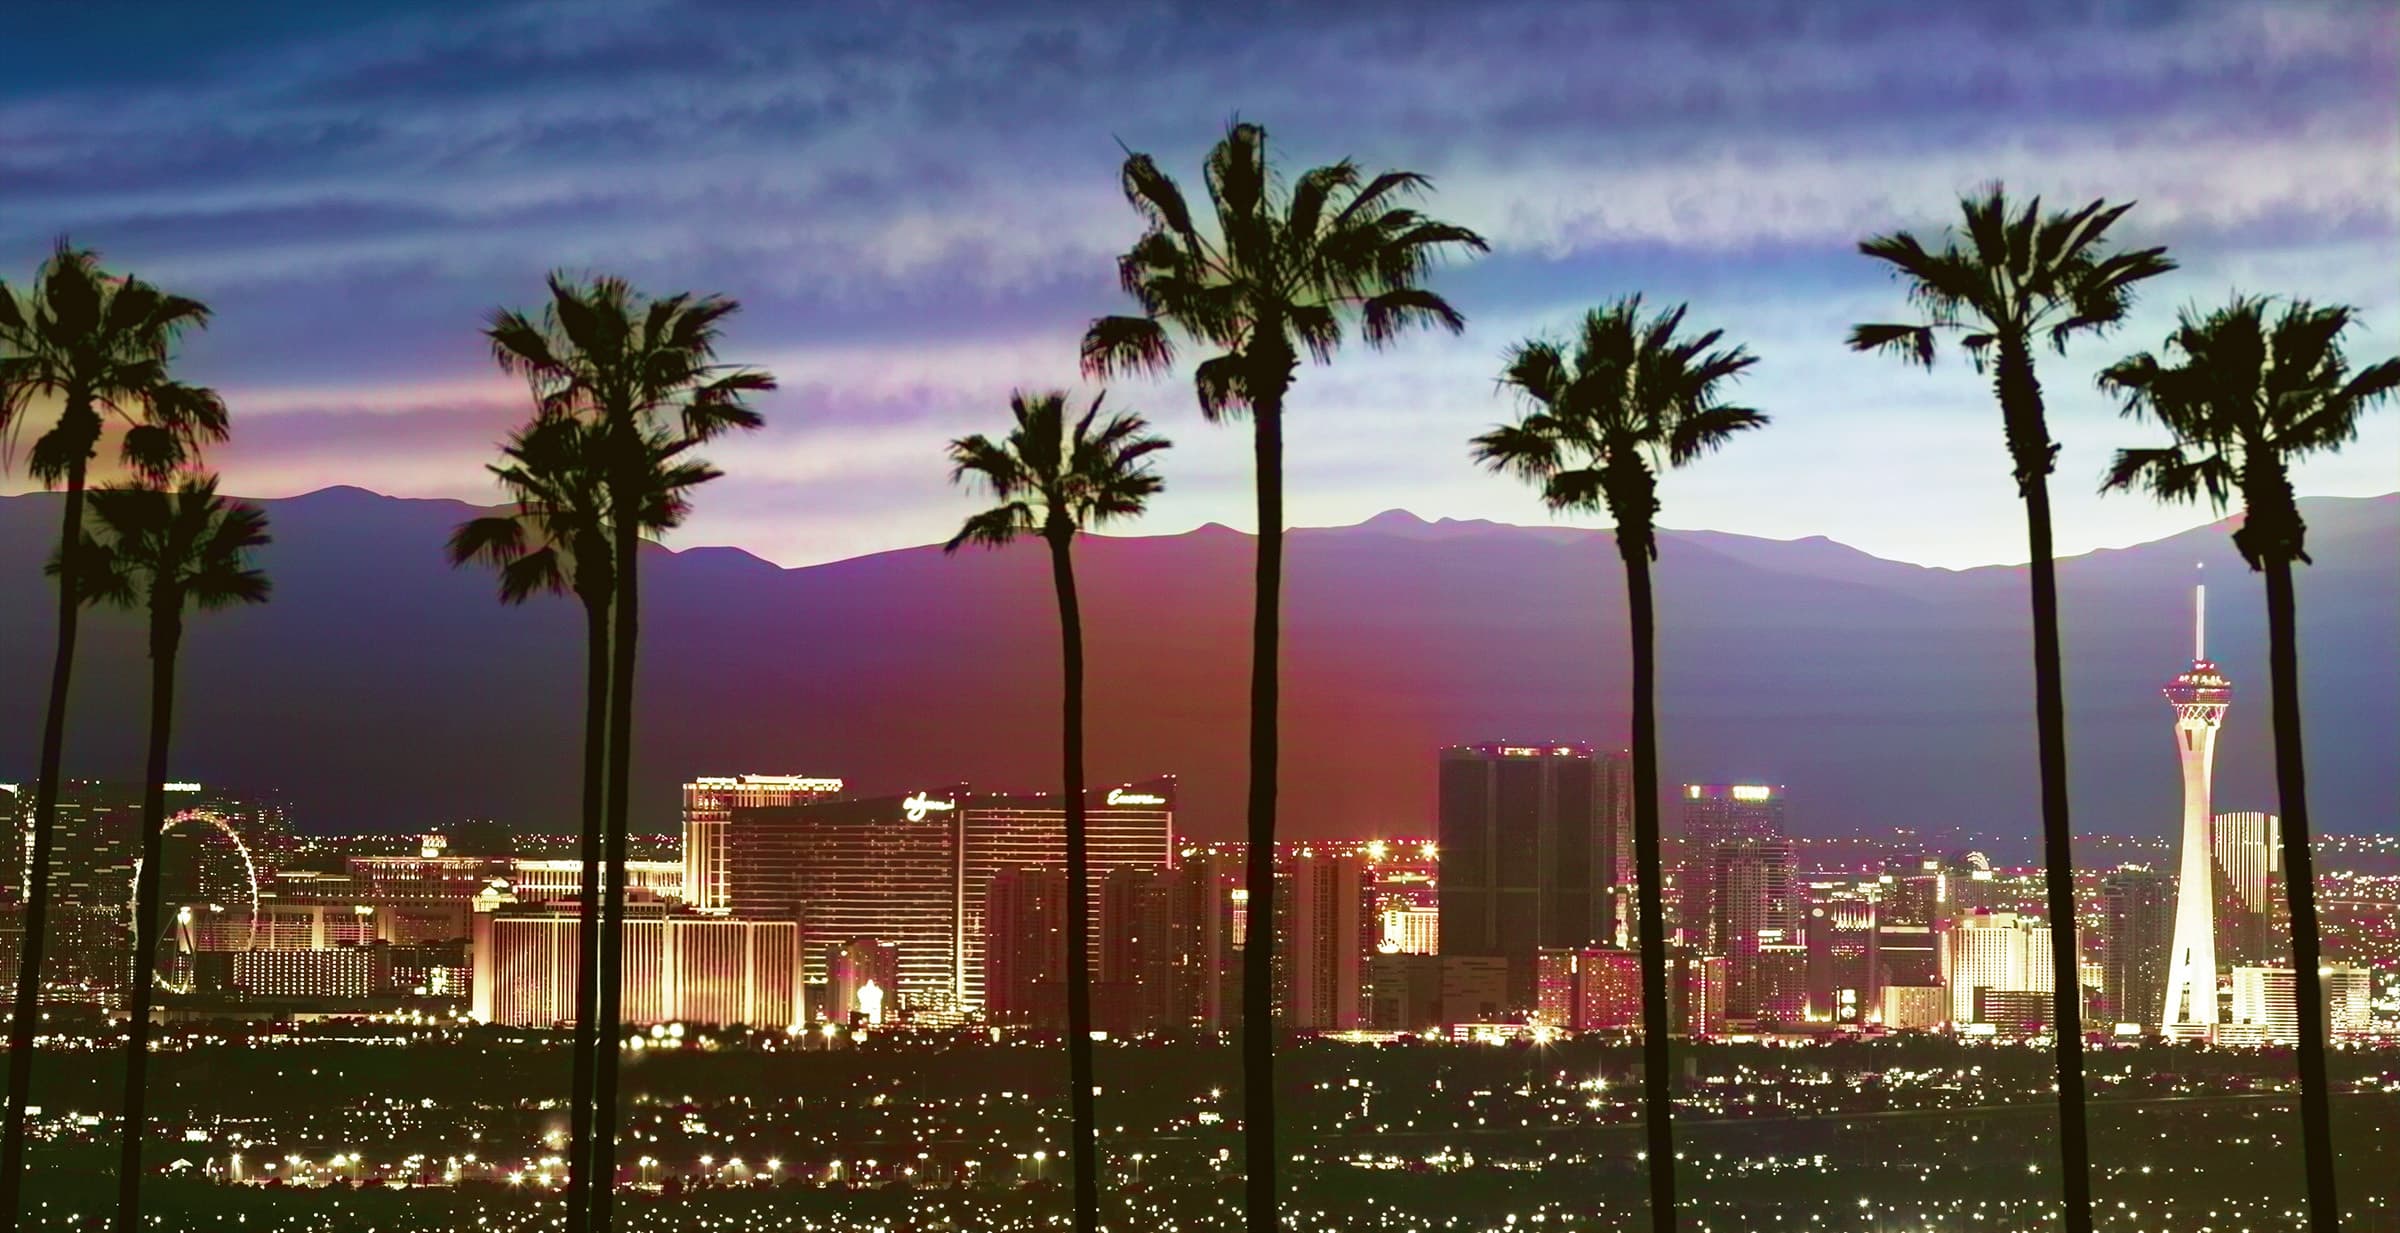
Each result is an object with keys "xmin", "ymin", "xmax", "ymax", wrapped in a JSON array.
[{"xmin": 2, "ymin": 2, "xmax": 2394, "ymax": 569}]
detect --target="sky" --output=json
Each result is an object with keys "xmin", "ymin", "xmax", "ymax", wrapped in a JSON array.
[{"xmin": 2, "ymin": 0, "xmax": 2395, "ymax": 569}]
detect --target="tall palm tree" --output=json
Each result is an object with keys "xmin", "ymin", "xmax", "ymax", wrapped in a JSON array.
[
  {"xmin": 447, "ymin": 415, "xmax": 716, "ymax": 1233},
  {"xmin": 484, "ymin": 275, "xmax": 770, "ymax": 1232},
  {"xmin": 51, "ymin": 476, "xmax": 269, "ymax": 1233},
  {"xmin": 1848, "ymin": 186, "xmax": 2171, "ymax": 1233},
  {"xmin": 0, "ymin": 241, "xmax": 227, "ymax": 1230},
  {"xmin": 2099, "ymin": 295, "xmax": 2397, "ymax": 1233},
  {"xmin": 1080, "ymin": 121, "xmax": 1484, "ymax": 1232},
  {"xmin": 1471, "ymin": 297, "xmax": 1764, "ymax": 1233},
  {"xmin": 944, "ymin": 389, "xmax": 1169, "ymax": 1233}
]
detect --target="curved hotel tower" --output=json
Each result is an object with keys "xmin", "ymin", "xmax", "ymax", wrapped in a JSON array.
[{"xmin": 2159, "ymin": 578, "xmax": 2232, "ymax": 1039}]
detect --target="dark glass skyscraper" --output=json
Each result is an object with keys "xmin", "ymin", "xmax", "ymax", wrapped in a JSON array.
[
  {"xmin": 1436, "ymin": 743, "xmax": 1622, "ymax": 1009},
  {"xmin": 2102, "ymin": 866, "xmax": 2175, "ymax": 1028}
]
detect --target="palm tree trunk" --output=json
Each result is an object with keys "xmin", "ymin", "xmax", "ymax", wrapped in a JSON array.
[
  {"xmin": 565, "ymin": 592, "xmax": 611, "ymax": 1233},
  {"xmin": 1, "ymin": 458, "xmax": 91, "ymax": 1233},
  {"xmin": 2263, "ymin": 555, "xmax": 2337, "ymax": 1233},
  {"xmin": 113, "ymin": 606, "xmax": 182, "ymax": 1233},
  {"xmin": 1620, "ymin": 535, "xmax": 1678, "ymax": 1233},
  {"xmin": 1049, "ymin": 533, "xmax": 1100, "ymax": 1233},
  {"xmin": 588, "ymin": 475, "xmax": 641, "ymax": 1233},
  {"xmin": 2021, "ymin": 471, "xmax": 2094, "ymax": 1233},
  {"xmin": 1995, "ymin": 340, "xmax": 2092, "ymax": 1233},
  {"xmin": 1241, "ymin": 386, "xmax": 1284, "ymax": 1233}
]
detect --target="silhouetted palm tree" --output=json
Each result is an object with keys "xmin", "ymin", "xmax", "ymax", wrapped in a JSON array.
[
  {"xmin": 51, "ymin": 476, "xmax": 268, "ymax": 1233},
  {"xmin": 944, "ymin": 390, "xmax": 1169, "ymax": 1233},
  {"xmin": 1471, "ymin": 297, "xmax": 1764, "ymax": 1233},
  {"xmin": 0, "ymin": 241, "xmax": 227, "ymax": 1230},
  {"xmin": 1081, "ymin": 121, "xmax": 1484, "ymax": 1231},
  {"xmin": 485, "ymin": 275, "xmax": 770, "ymax": 1232},
  {"xmin": 2099, "ymin": 295, "xmax": 2397, "ymax": 1233},
  {"xmin": 1849, "ymin": 186, "xmax": 2171, "ymax": 1233},
  {"xmin": 448, "ymin": 415, "xmax": 716, "ymax": 1233}
]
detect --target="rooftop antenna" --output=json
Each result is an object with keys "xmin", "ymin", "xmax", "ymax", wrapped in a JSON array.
[{"xmin": 2193, "ymin": 562, "xmax": 2206, "ymax": 662}]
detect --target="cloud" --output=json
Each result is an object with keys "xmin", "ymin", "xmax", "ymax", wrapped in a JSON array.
[{"xmin": 2, "ymin": 0, "xmax": 2392, "ymax": 568}]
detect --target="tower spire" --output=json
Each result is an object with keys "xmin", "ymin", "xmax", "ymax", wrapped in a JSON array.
[{"xmin": 2194, "ymin": 563, "xmax": 2205, "ymax": 662}]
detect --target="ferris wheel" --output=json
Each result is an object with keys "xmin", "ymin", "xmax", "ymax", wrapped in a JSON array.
[{"xmin": 126, "ymin": 810, "xmax": 262, "ymax": 996}]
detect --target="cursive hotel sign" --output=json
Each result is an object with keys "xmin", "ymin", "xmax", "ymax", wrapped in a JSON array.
[
  {"xmin": 901, "ymin": 791, "xmax": 957, "ymax": 822},
  {"xmin": 1105, "ymin": 788, "xmax": 1167, "ymax": 807}
]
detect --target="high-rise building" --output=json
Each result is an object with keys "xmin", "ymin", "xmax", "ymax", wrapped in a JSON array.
[
  {"xmin": 1366, "ymin": 953, "xmax": 1444, "ymax": 1033},
  {"xmin": 1437, "ymin": 744, "xmax": 1620, "ymax": 1009},
  {"xmin": 681, "ymin": 775, "xmax": 844, "ymax": 911},
  {"xmin": 2160, "ymin": 581, "xmax": 2231, "ymax": 1039},
  {"xmin": 1803, "ymin": 883, "xmax": 1878, "ymax": 1025},
  {"xmin": 724, "ymin": 778, "xmax": 1174, "ymax": 1017},
  {"xmin": 1875, "ymin": 862, "xmax": 1944, "ymax": 989},
  {"xmin": 983, "ymin": 867, "xmax": 1068, "ymax": 1027},
  {"xmin": 1678, "ymin": 784, "xmax": 1787, "ymax": 952},
  {"xmin": 1714, "ymin": 838, "xmax": 1796, "ymax": 1021},
  {"xmin": 1283, "ymin": 851, "xmax": 1371, "ymax": 1031},
  {"xmin": 2227, "ymin": 964, "xmax": 2373, "ymax": 1044},
  {"xmin": 1536, "ymin": 946, "xmax": 1642, "ymax": 1032},
  {"xmin": 470, "ymin": 906, "xmax": 802, "ymax": 1028},
  {"xmin": 2101, "ymin": 867, "xmax": 2174, "ymax": 1028},
  {"xmin": 1673, "ymin": 953, "xmax": 1727, "ymax": 1038},
  {"xmin": 958, "ymin": 778, "xmax": 1176, "ymax": 1013},
  {"xmin": 2211, "ymin": 811, "xmax": 2282, "ymax": 967},
  {"xmin": 1099, "ymin": 859, "xmax": 1236, "ymax": 1033},
  {"xmin": 1945, "ymin": 910, "xmax": 2055, "ymax": 1027}
]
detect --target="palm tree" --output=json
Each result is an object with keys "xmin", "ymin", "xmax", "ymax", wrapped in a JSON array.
[
  {"xmin": 944, "ymin": 390, "xmax": 1169, "ymax": 1233},
  {"xmin": 0, "ymin": 240, "xmax": 227, "ymax": 1230},
  {"xmin": 484, "ymin": 275, "xmax": 771, "ymax": 1232},
  {"xmin": 447, "ymin": 415, "xmax": 716, "ymax": 1233},
  {"xmin": 2099, "ymin": 295, "xmax": 2398, "ymax": 1233},
  {"xmin": 51, "ymin": 476, "xmax": 269, "ymax": 1233},
  {"xmin": 1471, "ymin": 297, "xmax": 1764, "ymax": 1233},
  {"xmin": 1080, "ymin": 121, "xmax": 1485, "ymax": 1232},
  {"xmin": 1848, "ymin": 186, "xmax": 2172, "ymax": 1233}
]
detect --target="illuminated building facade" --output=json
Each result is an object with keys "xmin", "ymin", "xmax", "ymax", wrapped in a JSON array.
[
  {"xmin": 1283, "ymin": 851, "xmax": 1371, "ymax": 1031},
  {"xmin": 1535, "ymin": 946, "xmax": 1642, "ymax": 1032},
  {"xmin": 1945, "ymin": 910, "xmax": 2055, "ymax": 1027},
  {"xmin": 1713, "ymin": 837, "xmax": 1797, "ymax": 1021},
  {"xmin": 2211, "ymin": 811, "xmax": 2283, "ymax": 966},
  {"xmin": 470, "ymin": 907, "xmax": 802, "ymax": 1028},
  {"xmin": 507, "ymin": 859, "xmax": 684, "ymax": 905},
  {"xmin": 1678, "ymin": 784, "xmax": 1787, "ymax": 952},
  {"xmin": 1879, "ymin": 983, "xmax": 1946, "ymax": 1031},
  {"xmin": 2161, "ymin": 581, "xmax": 2231, "ymax": 1039},
  {"xmin": 682, "ymin": 775, "xmax": 844, "ymax": 912},
  {"xmin": 233, "ymin": 946, "xmax": 385, "ymax": 999},
  {"xmin": 958, "ymin": 777, "xmax": 1177, "ymax": 1012},
  {"xmin": 725, "ymin": 777, "xmax": 1175, "ymax": 1017},
  {"xmin": 2226, "ymin": 963, "xmax": 2372, "ymax": 1044},
  {"xmin": 1804, "ymin": 884, "xmax": 1878, "ymax": 1024},
  {"xmin": 1437, "ymin": 744, "xmax": 1623, "ymax": 1009},
  {"xmin": 1674, "ymin": 953, "xmax": 1728, "ymax": 1038}
]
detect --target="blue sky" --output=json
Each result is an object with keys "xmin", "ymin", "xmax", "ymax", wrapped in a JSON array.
[{"xmin": 3, "ymin": 0, "xmax": 2394, "ymax": 567}]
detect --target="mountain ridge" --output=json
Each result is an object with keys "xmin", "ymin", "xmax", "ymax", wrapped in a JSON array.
[{"xmin": 0, "ymin": 487, "xmax": 2392, "ymax": 854}]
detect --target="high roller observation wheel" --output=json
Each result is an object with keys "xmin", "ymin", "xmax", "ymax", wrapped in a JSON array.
[{"xmin": 126, "ymin": 809, "xmax": 262, "ymax": 995}]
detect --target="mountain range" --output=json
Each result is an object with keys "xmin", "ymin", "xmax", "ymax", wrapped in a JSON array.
[{"xmin": 2, "ymin": 487, "xmax": 2394, "ymax": 853}]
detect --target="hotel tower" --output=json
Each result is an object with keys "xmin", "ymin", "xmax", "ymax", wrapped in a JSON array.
[{"xmin": 2159, "ymin": 576, "xmax": 2232, "ymax": 1039}]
